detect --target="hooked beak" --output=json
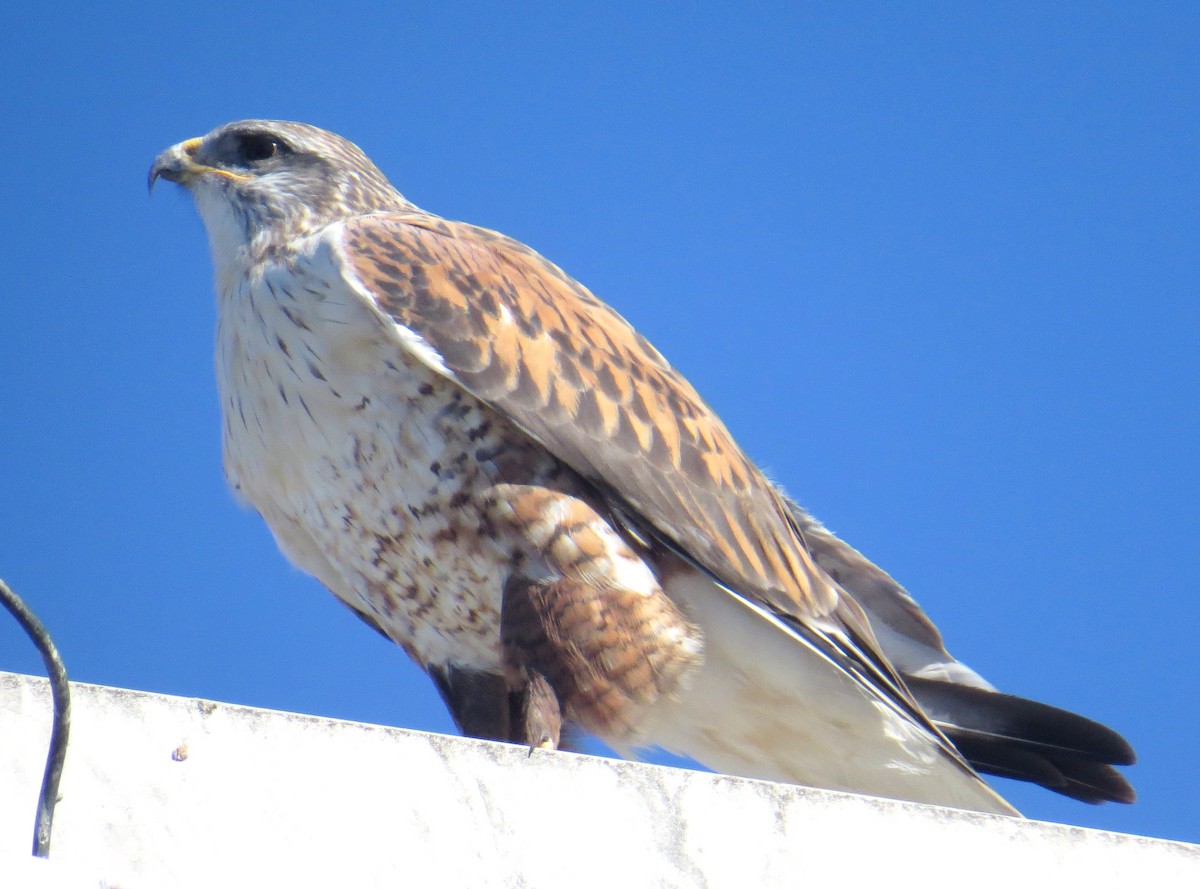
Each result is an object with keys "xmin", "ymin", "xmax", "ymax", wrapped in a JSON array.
[{"xmin": 148, "ymin": 137, "xmax": 249, "ymax": 193}]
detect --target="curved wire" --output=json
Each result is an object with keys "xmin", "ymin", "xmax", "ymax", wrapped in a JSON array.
[{"xmin": 0, "ymin": 579, "xmax": 71, "ymax": 857}]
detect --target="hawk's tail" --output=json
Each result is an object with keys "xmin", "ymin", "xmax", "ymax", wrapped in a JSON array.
[{"xmin": 904, "ymin": 675, "xmax": 1137, "ymax": 804}]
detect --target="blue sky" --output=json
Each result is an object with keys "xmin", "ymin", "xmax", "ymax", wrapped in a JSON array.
[{"xmin": 1, "ymin": 4, "xmax": 1196, "ymax": 843}]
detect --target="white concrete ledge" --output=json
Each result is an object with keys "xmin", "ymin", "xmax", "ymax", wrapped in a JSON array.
[{"xmin": 0, "ymin": 671, "xmax": 1195, "ymax": 888}]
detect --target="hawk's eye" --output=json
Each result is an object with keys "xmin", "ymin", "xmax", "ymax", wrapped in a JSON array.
[{"xmin": 237, "ymin": 133, "xmax": 283, "ymax": 164}]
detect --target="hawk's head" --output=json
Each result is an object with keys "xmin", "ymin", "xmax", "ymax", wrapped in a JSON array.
[{"xmin": 150, "ymin": 120, "xmax": 412, "ymax": 258}]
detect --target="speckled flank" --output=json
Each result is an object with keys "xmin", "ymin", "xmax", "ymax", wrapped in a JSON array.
[
  {"xmin": 489, "ymin": 484, "xmax": 703, "ymax": 740},
  {"xmin": 218, "ymin": 239, "xmax": 548, "ymax": 671}
]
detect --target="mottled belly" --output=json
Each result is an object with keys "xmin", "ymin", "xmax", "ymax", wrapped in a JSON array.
[{"xmin": 217, "ymin": 268, "xmax": 567, "ymax": 671}]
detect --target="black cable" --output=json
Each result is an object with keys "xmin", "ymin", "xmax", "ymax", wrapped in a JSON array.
[{"xmin": 0, "ymin": 579, "xmax": 71, "ymax": 858}]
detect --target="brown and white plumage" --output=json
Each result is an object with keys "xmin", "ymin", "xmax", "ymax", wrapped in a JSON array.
[{"xmin": 150, "ymin": 120, "xmax": 1134, "ymax": 815}]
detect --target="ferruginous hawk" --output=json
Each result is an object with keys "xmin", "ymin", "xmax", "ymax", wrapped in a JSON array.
[{"xmin": 150, "ymin": 121, "xmax": 1134, "ymax": 815}]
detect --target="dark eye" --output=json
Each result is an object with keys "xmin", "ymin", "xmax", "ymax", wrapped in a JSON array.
[{"xmin": 238, "ymin": 133, "xmax": 284, "ymax": 163}]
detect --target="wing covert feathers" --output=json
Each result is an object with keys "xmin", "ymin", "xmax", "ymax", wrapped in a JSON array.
[{"xmin": 338, "ymin": 213, "xmax": 839, "ymax": 622}]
